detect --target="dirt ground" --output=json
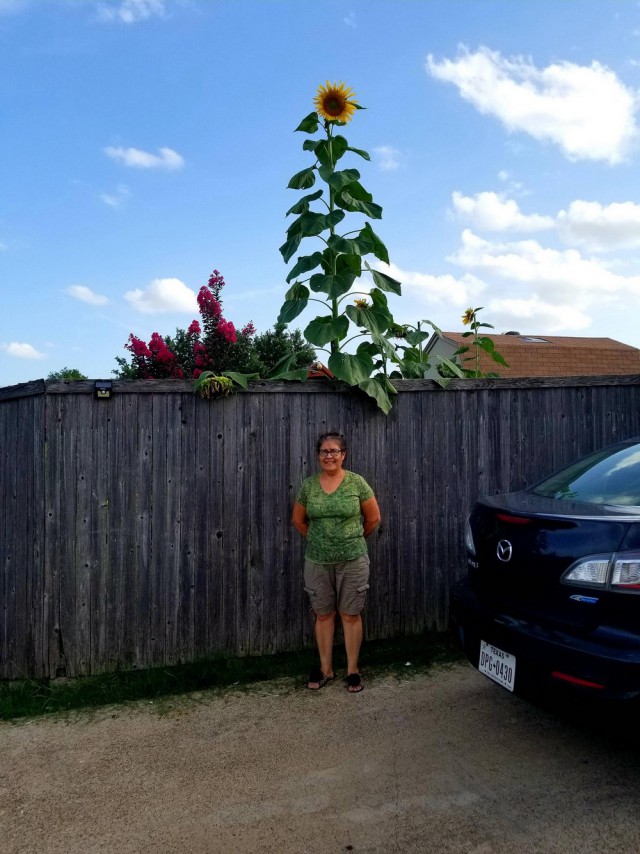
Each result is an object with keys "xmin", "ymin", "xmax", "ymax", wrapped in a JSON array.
[{"xmin": 2, "ymin": 661, "xmax": 640, "ymax": 854}]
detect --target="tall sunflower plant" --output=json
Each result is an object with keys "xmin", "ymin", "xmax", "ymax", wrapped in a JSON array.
[{"xmin": 276, "ymin": 82, "xmax": 403, "ymax": 415}]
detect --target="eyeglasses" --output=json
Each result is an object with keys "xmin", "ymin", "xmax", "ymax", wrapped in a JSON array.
[{"xmin": 319, "ymin": 449, "xmax": 343, "ymax": 458}]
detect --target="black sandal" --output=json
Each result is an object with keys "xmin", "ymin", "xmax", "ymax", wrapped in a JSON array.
[
  {"xmin": 307, "ymin": 668, "xmax": 335, "ymax": 690},
  {"xmin": 346, "ymin": 673, "xmax": 364, "ymax": 693}
]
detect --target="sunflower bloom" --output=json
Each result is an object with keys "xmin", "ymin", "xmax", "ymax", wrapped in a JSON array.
[
  {"xmin": 354, "ymin": 298, "xmax": 369, "ymax": 308},
  {"xmin": 462, "ymin": 308, "xmax": 475, "ymax": 326},
  {"xmin": 314, "ymin": 81, "xmax": 357, "ymax": 123}
]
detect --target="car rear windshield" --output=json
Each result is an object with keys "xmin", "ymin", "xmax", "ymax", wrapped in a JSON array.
[{"xmin": 532, "ymin": 443, "xmax": 640, "ymax": 507}]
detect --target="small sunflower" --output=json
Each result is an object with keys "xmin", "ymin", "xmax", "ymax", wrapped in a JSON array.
[
  {"xmin": 314, "ymin": 81, "xmax": 357, "ymax": 123},
  {"xmin": 354, "ymin": 298, "xmax": 369, "ymax": 308},
  {"xmin": 462, "ymin": 308, "xmax": 475, "ymax": 326}
]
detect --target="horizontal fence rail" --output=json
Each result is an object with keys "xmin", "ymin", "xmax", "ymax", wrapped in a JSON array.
[{"xmin": 2, "ymin": 375, "xmax": 640, "ymax": 680}]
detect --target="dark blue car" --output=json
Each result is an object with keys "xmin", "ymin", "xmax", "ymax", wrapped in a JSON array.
[{"xmin": 451, "ymin": 437, "xmax": 640, "ymax": 700}]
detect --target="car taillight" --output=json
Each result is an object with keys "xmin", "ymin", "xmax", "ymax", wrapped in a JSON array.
[
  {"xmin": 563, "ymin": 558, "xmax": 610, "ymax": 586},
  {"xmin": 611, "ymin": 555, "xmax": 640, "ymax": 590},
  {"xmin": 563, "ymin": 551, "xmax": 640, "ymax": 592},
  {"xmin": 464, "ymin": 516, "xmax": 475, "ymax": 555}
]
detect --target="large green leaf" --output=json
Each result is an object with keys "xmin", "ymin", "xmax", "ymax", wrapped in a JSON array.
[
  {"xmin": 286, "ymin": 189, "xmax": 323, "ymax": 217},
  {"xmin": 315, "ymin": 135, "xmax": 348, "ymax": 168},
  {"xmin": 277, "ymin": 297, "xmax": 308, "ymax": 325},
  {"xmin": 273, "ymin": 369, "xmax": 310, "ymax": 382},
  {"xmin": 357, "ymin": 340, "xmax": 379, "ymax": 358},
  {"xmin": 364, "ymin": 261, "xmax": 401, "ymax": 295},
  {"xmin": 327, "ymin": 234, "xmax": 362, "ymax": 255},
  {"xmin": 370, "ymin": 333, "xmax": 400, "ymax": 362},
  {"xmin": 279, "ymin": 233, "xmax": 302, "ymax": 263},
  {"xmin": 475, "ymin": 336, "xmax": 508, "ymax": 367},
  {"xmin": 286, "ymin": 252, "xmax": 323, "ymax": 283},
  {"xmin": 295, "ymin": 112, "xmax": 320, "ymax": 133},
  {"xmin": 302, "ymin": 139, "xmax": 319, "ymax": 151},
  {"xmin": 357, "ymin": 375, "xmax": 396, "ymax": 415},
  {"xmin": 329, "ymin": 135, "xmax": 348, "ymax": 163},
  {"xmin": 318, "ymin": 163, "xmax": 334, "ymax": 183},
  {"xmin": 338, "ymin": 191, "xmax": 383, "ymax": 219},
  {"xmin": 222, "ymin": 371, "xmax": 260, "ymax": 390},
  {"xmin": 284, "ymin": 282, "xmax": 310, "ymax": 301},
  {"xmin": 357, "ymin": 223, "xmax": 389, "ymax": 265},
  {"xmin": 298, "ymin": 209, "xmax": 345, "ymax": 237},
  {"xmin": 404, "ymin": 328, "xmax": 430, "ymax": 347},
  {"xmin": 436, "ymin": 356, "xmax": 465, "ymax": 378},
  {"xmin": 286, "ymin": 215, "xmax": 303, "ymax": 238},
  {"xmin": 328, "ymin": 351, "xmax": 373, "ymax": 385},
  {"xmin": 347, "ymin": 145, "xmax": 371, "ymax": 161},
  {"xmin": 309, "ymin": 272, "xmax": 356, "ymax": 298},
  {"xmin": 305, "ymin": 314, "xmax": 349, "ymax": 346},
  {"xmin": 327, "ymin": 169, "xmax": 361, "ymax": 191},
  {"xmin": 287, "ymin": 167, "xmax": 316, "ymax": 190},
  {"xmin": 264, "ymin": 353, "xmax": 310, "ymax": 382},
  {"xmin": 345, "ymin": 302, "xmax": 391, "ymax": 335},
  {"xmin": 337, "ymin": 180, "xmax": 373, "ymax": 204},
  {"xmin": 335, "ymin": 252, "xmax": 362, "ymax": 276},
  {"xmin": 370, "ymin": 287, "xmax": 389, "ymax": 309}
]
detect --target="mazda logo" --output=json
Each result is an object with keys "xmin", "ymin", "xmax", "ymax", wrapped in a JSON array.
[{"xmin": 497, "ymin": 540, "xmax": 513, "ymax": 562}]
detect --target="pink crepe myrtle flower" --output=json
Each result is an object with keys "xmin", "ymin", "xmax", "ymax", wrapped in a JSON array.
[
  {"xmin": 197, "ymin": 286, "xmax": 222, "ymax": 320},
  {"xmin": 208, "ymin": 269, "xmax": 225, "ymax": 291},
  {"xmin": 125, "ymin": 334, "xmax": 151, "ymax": 359},
  {"xmin": 217, "ymin": 319, "xmax": 237, "ymax": 343}
]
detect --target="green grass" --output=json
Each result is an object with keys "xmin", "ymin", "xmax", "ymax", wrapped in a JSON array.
[{"xmin": 0, "ymin": 631, "xmax": 463, "ymax": 722}]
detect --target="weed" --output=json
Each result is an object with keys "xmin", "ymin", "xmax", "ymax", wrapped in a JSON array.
[{"xmin": 0, "ymin": 631, "xmax": 462, "ymax": 722}]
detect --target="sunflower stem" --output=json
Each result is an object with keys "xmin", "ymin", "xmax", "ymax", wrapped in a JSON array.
[{"xmin": 326, "ymin": 122, "xmax": 340, "ymax": 356}]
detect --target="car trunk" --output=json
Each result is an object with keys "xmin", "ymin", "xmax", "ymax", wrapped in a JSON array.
[{"xmin": 468, "ymin": 493, "xmax": 630, "ymax": 633}]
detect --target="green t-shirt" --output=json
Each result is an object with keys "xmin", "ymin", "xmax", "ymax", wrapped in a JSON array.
[{"xmin": 296, "ymin": 470, "xmax": 374, "ymax": 564}]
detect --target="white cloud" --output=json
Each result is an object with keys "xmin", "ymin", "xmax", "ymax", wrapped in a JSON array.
[
  {"xmin": 0, "ymin": 342, "xmax": 46, "ymax": 359},
  {"xmin": 344, "ymin": 11, "xmax": 356, "ymax": 28},
  {"xmin": 427, "ymin": 46, "xmax": 639, "ymax": 164},
  {"xmin": 104, "ymin": 146, "xmax": 184, "ymax": 170},
  {"xmin": 487, "ymin": 297, "xmax": 592, "ymax": 333},
  {"xmin": 377, "ymin": 261, "xmax": 486, "ymax": 308},
  {"xmin": 450, "ymin": 229, "xmax": 640, "ymax": 300},
  {"xmin": 97, "ymin": 0, "xmax": 166, "ymax": 24},
  {"xmin": 557, "ymin": 200, "xmax": 640, "ymax": 251},
  {"xmin": 452, "ymin": 191, "xmax": 554, "ymax": 232},
  {"xmin": 373, "ymin": 145, "xmax": 401, "ymax": 171},
  {"xmin": 124, "ymin": 277, "xmax": 197, "ymax": 314},
  {"xmin": 100, "ymin": 184, "xmax": 131, "ymax": 208},
  {"xmin": 447, "ymin": 229, "xmax": 640, "ymax": 338},
  {"xmin": 66, "ymin": 285, "xmax": 110, "ymax": 306}
]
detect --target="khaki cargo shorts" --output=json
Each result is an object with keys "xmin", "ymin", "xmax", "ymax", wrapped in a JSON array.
[{"xmin": 303, "ymin": 554, "xmax": 370, "ymax": 616}]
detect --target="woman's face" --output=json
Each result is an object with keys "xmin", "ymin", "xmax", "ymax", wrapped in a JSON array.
[{"xmin": 318, "ymin": 440, "xmax": 346, "ymax": 474}]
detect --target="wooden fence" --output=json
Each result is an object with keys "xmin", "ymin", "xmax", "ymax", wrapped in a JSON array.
[{"xmin": 2, "ymin": 375, "xmax": 640, "ymax": 681}]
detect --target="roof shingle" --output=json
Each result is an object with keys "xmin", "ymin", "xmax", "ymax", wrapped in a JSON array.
[{"xmin": 432, "ymin": 334, "xmax": 640, "ymax": 377}]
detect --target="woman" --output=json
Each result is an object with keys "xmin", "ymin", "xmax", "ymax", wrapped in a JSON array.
[{"xmin": 292, "ymin": 432, "xmax": 381, "ymax": 693}]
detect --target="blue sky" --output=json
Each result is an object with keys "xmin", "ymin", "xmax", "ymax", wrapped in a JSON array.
[{"xmin": 3, "ymin": 0, "xmax": 640, "ymax": 386}]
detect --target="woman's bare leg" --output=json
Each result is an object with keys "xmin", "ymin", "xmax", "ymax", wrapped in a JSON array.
[
  {"xmin": 340, "ymin": 612, "xmax": 363, "ymax": 675},
  {"xmin": 315, "ymin": 612, "xmax": 336, "ymax": 677}
]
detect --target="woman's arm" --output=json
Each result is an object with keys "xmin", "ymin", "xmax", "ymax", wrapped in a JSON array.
[
  {"xmin": 361, "ymin": 496, "xmax": 381, "ymax": 537},
  {"xmin": 291, "ymin": 501, "xmax": 309, "ymax": 538}
]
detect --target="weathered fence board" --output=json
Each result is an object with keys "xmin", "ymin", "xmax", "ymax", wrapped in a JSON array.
[{"xmin": 3, "ymin": 375, "xmax": 640, "ymax": 680}]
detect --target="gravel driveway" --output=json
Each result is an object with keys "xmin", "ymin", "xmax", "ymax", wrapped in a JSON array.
[{"xmin": 2, "ymin": 661, "xmax": 640, "ymax": 853}]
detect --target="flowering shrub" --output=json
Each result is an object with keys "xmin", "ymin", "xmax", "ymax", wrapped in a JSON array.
[
  {"xmin": 122, "ymin": 332, "xmax": 183, "ymax": 379},
  {"xmin": 114, "ymin": 267, "xmax": 316, "ymax": 380}
]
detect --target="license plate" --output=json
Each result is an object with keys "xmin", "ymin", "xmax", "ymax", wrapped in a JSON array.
[{"xmin": 478, "ymin": 641, "xmax": 516, "ymax": 692}]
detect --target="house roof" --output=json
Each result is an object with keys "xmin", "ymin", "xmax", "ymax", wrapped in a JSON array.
[{"xmin": 428, "ymin": 333, "xmax": 640, "ymax": 378}]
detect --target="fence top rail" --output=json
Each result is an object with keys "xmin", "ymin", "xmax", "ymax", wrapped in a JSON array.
[{"xmin": 2, "ymin": 373, "xmax": 640, "ymax": 401}]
